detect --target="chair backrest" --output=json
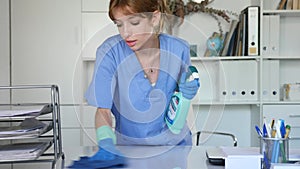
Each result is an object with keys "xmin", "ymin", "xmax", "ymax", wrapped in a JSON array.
[{"xmin": 194, "ymin": 130, "xmax": 238, "ymax": 147}]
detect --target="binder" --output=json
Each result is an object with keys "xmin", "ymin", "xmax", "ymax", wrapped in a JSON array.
[
  {"xmin": 262, "ymin": 60, "xmax": 280, "ymax": 101},
  {"xmin": 235, "ymin": 13, "xmax": 246, "ymax": 56},
  {"xmin": 269, "ymin": 15, "xmax": 280, "ymax": 56},
  {"xmin": 221, "ymin": 20, "xmax": 239, "ymax": 56},
  {"xmin": 226, "ymin": 25, "xmax": 239, "ymax": 56},
  {"xmin": 242, "ymin": 6, "xmax": 260, "ymax": 56},
  {"xmin": 262, "ymin": 15, "xmax": 270, "ymax": 56},
  {"xmin": 238, "ymin": 61, "xmax": 257, "ymax": 101},
  {"xmin": 218, "ymin": 61, "xmax": 257, "ymax": 101},
  {"xmin": 262, "ymin": 15, "xmax": 280, "ymax": 56}
]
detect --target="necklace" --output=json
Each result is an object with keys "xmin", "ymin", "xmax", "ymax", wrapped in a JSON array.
[
  {"xmin": 144, "ymin": 67, "xmax": 158, "ymax": 78},
  {"xmin": 135, "ymin": 46, "xmax": 160, "ymax": 86},
  {"xmin": 143, "ymin": 66, "xmax": 159, "ymax": 86}
]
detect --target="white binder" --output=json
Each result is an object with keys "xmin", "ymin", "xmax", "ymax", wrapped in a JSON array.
[
  {"xmin": 218, "ymin": 61, "xmax": 239, "ymax": 101},
  {"xmin": 269, "ymin": 15, "xmax": 280, "ymax": 56},
  {"xmin": 262, "ymin": 15, "xmax": 280, "ymax": 56},
  {"xmin": 243, "ymin": 6, "xmax": 260, "ymax": 56},
  {"xmin": 262, "ymin": 60, "xmax": 280, "ymax": 101},
  {"xmin": 218, "ymin": 61, "xmax": 258, "ymax": 101},
  {"xmin": 262, "ymin": 15, "xmax": 270, "ymax": 56},
  {"xmin": 236, "ymin": 61, "xmax": 257, "ymax": 101}
]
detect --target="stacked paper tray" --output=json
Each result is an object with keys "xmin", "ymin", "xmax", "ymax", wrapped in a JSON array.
[
  {"xmin": 0, "ymin": 141, "xmax": 52, "ymax": 162},
  {"xmin": 0, "ymin": 104, "xmax": 52, "ymax": 118},
  {"xmin": 0, "ymin": 118, "xmax": 52, "ymax": 140}
]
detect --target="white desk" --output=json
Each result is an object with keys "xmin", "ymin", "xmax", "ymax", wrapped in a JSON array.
[
  {"xmin": 64, "ymin": 146, "xmax": 224, "ymax": 169},
  {"xmin": 64, "ymin": 146, "xmax": 300, "ymax": 169}
]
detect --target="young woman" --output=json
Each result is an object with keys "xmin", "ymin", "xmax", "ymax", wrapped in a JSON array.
[{"xmin": 84, "ymin": 0, "xmax": 200, "ymax": 162}]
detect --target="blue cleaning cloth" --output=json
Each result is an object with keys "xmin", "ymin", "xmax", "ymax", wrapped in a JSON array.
[
  {"xmin": 68, "ymin": 155, "xmax": 126, "ymax": 169},
  {"xmin": 68, "ymin": 138, "xmax": 127, "ymax": 169}
]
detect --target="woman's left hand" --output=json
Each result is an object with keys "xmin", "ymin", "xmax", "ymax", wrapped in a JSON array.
[{"xmin": 178, "ymin": 72, "xmax": 200, "ymax": 100}]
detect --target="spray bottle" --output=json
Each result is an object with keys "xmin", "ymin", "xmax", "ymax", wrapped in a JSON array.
[{"xmin": 165, "ymin": 66, "xmax": 199, "ymax": 134}]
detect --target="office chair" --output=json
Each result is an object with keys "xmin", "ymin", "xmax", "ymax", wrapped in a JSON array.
[{"xmin": 194, "ymin": 130, "xmax": 238, "ymax": 147}]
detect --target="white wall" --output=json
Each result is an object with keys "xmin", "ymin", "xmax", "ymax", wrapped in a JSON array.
[
  {"xmin": 10, "ymin": 0, "xmax": 83, "ymax": 147},
  {"xmin": 0, "ymin": 0, "xmax": 10, "ymax": 104},
  {"xmin": 0, "ymin": 1, "xmax": 11, "ymax": 168},
  {"xmin": 11, "ymin": 0, "xmax": 82, "ymax": 104},
  {"xmin": 7, "ymin": 0, "xmax": 82, "ymax": 168}
]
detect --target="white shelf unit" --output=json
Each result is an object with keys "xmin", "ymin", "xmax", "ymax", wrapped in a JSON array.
[
  {"xmin": 259, "ymin": 0, "xmax": 300, "ymax": 148},
  {"xmin": 0, "ymin": 85, "xmax": 64, "ymax": 169}
]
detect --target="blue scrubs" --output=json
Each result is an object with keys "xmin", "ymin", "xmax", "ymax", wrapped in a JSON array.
[{"xmin": 85, "ymin": 33, "xmax": 192, "ymax": 145}]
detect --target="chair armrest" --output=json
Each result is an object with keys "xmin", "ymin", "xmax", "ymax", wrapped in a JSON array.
[{"xmin": 195, "ymin": 130, "xmax": 238, "ymax": 147}]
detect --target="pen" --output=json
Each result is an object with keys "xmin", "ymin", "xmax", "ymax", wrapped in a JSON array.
[
  {"xmin": 271, "ymin": 122, "xmax": 282, "ymax": 163},
  {"xmin": 263, "ymin": 151, "xmax": 270, "ymax": 169},
  {"xmin": 280, "ymin": 119, "xmax": 286, "ymax": 138},
  {"xmin": 263, "ymin": 118, "xmax": 271, "ymax": 138},
  {"xmin": 263, "ymin": 123, "xmax": 268, "ymax": 137},
  {"xmin": 277, "ymin": 120, "xmax": 287, "ymax": 163},
  {"xmin": 255, "ymin": 125, "xmax": 263, "ymax": 137},
  {"xmin": 284, "ymin": 125, "xmax": 291, "ymax": 138},
  {"xmin": 271, "ymin": 119, "xmax": 276, "ymax": 138}
]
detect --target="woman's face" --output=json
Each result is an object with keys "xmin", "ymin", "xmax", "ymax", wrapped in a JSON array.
[{"xmin": 112, "ymin": 8, "xmax": 160, "ymax": 51}]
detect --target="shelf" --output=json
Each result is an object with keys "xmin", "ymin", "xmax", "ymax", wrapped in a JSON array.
[
  {"xmin": 191, "ymin": 56, "xmax": 260, "ymax": 61},
  {"xmin": 192, "ymin": 101, "xmax": 300, "ymax": 106},
  {"xmin": 262, "ymin": 56, "xmax": 300, "ymax": 60},
  {"xmin": 192, "ymin": 101, "xmax": 260, "ymax": 106},
  {"xmin": 262, "ymin": 101, "xmax": 300, "ymax": 105},
  {"xmin": 263, "ymin": 10, "xmax": 300, "ymax": 17}
]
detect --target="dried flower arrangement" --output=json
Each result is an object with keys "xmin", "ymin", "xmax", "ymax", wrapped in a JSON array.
[
  {"xmin": 166, "ymin": 0, "xmax": 238, "ymax": 35},
  {"xmin": 167, "ymin": 0, "xmax": 230, "ymax": 22},
  {"xmin": 165, "ymin": 0, "xmax": 240, "ymax": 56}
]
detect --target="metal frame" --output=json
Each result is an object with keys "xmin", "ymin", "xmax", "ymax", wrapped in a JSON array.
[
  {"xmin": 195, "ymin": 130, "xmax": 238, "ymax": 147},
  {"xmin": 0, "ymin": 85, "xmax": 64, "ymax": 169}
]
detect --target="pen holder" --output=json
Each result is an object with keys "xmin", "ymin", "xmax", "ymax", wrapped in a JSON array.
[{"xmin": 260, "ymin": 137, "xmax": 289, "ymax": 169}]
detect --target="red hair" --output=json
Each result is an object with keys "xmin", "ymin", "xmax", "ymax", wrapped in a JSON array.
[{"xmin": 108, "ymin": 0, "xmax": 170, "ymax": 20}]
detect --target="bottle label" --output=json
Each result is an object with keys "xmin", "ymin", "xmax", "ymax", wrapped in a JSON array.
[{"xmin": 166, "ymin": 95, "xmax": 180, "ymax": 125}]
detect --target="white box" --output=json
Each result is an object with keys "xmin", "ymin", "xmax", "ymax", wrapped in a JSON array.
[
  {"xmin": 225, "ymin": 156, "xmax": 261, "ymax": 169},
  {"xmin": 222, "ymin": 147, "xmax": 262, "ymax": 169}
]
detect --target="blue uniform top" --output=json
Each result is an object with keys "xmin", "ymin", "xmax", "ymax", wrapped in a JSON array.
[{"xmin": 85, "ymin": 33, "xmax": 192, "ymax": 145}]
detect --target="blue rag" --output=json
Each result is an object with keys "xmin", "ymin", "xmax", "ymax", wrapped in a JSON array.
[
  {"xmin": 68, "ymin": 155, "xmax": 126, "ymax": 169},
  {"xmin": 68, "ymin": 138, "xmax": 127, "ymax": 169}
]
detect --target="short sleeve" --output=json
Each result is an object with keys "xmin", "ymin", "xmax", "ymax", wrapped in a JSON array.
[{"xmin": 84, "ymin": 44, "xmax": 117, "ymax": 108}]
